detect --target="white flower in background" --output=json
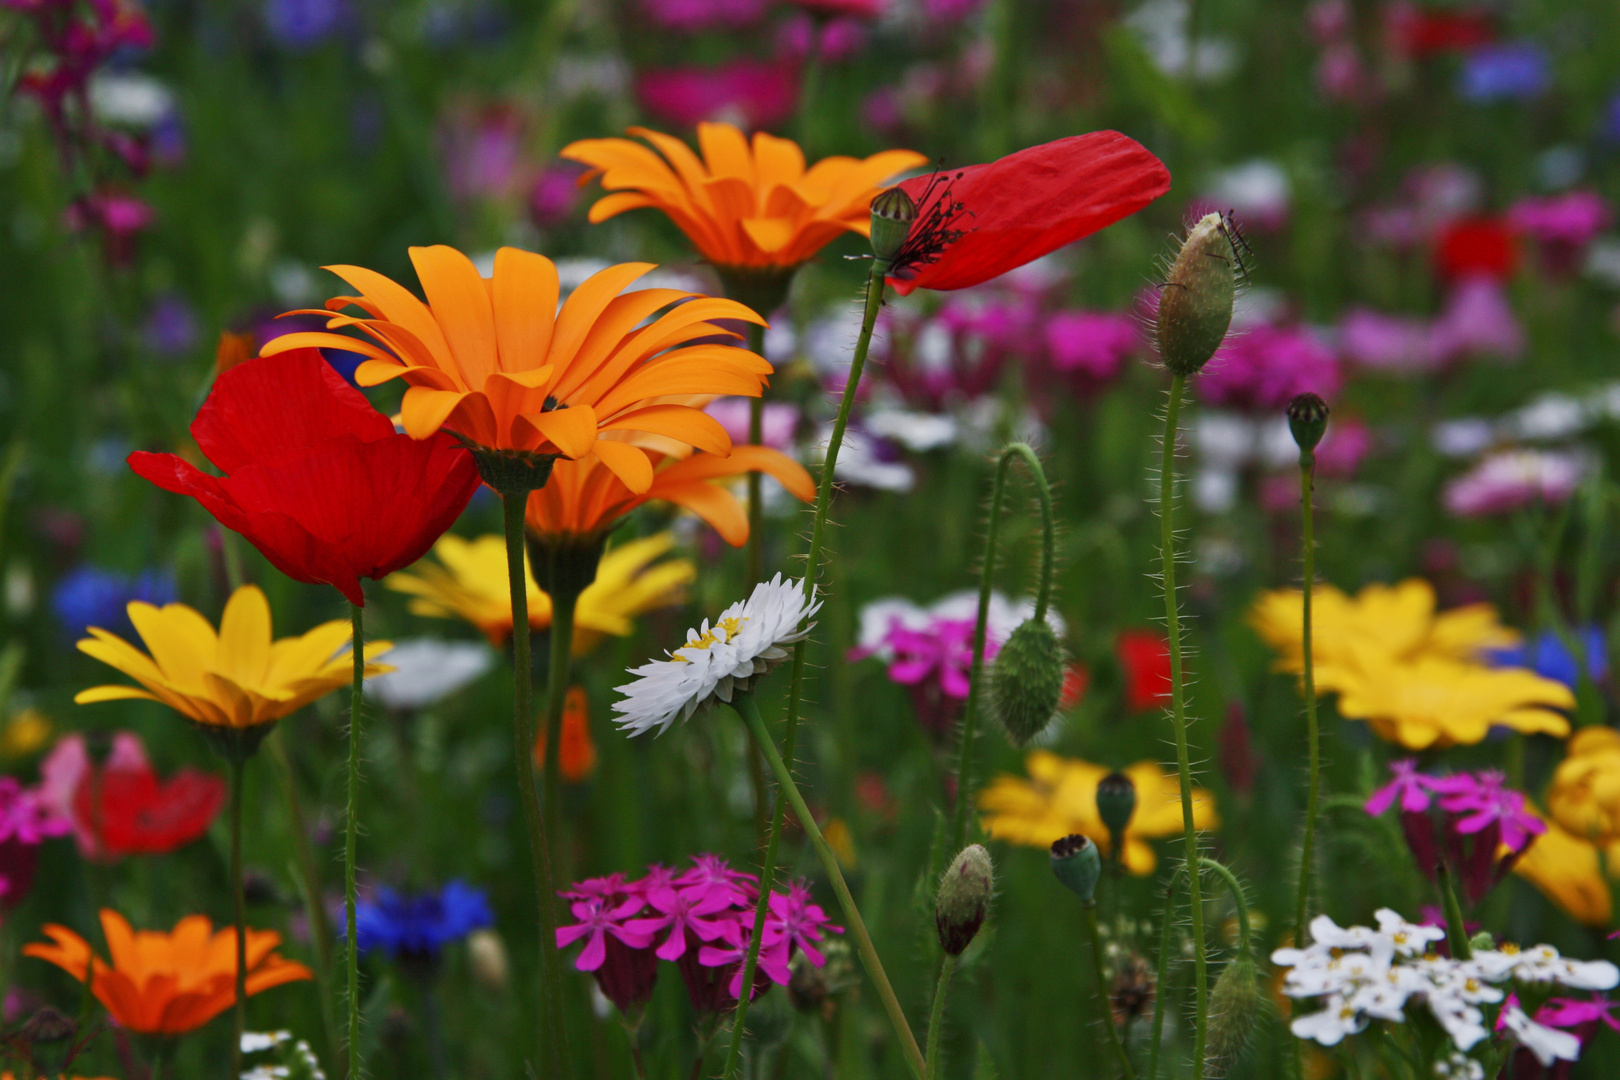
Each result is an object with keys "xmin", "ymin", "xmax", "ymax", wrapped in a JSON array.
[
  {"xmin": 90, "ymin": 72, "xmax": 175, "ymax": 127},
  {"xmin": 1289, "ymin": 995, "xmax": 1365, "ymax": 1045},
  {"xmin": 1124, "ymin": 0, "xmax": 1239, "ymax": 82},
  {"xmin": 1507, "ymin": 392, "xmax": 1588, "ymax": 441},
  {"xmin": 364, "ymin": 639, "xmax": 495, "ymax": 710},
  {"xmin": 1473, "ymin": 943, "xmax": 1620, "ymax": 989},
  {"xmin": 1431, "ymin": 417, "xmax": 1497, "ymax": 458},
  {"xmin": 823, "ymin": 425, "xmax": 915, "ymax": 492},
  {"xmin": 1205, "ymin": 160, "xmax": 1292, "ymax": 229},
  {"xmin": 865, "ymin": 408, "xmax": 959, "ymax": 452},
  {"xmin": 1434, "ymin": 1050, "xmax": 1484, "ymax": 1079},
  {"xmin": 855, "ymin": 590, "xmax": 1066, "ymax": 660},
  {"xmin": 1374, "ymin": 908, "xmax": 1447, "ymax": 958},
  {"xmin": 612, "ymin": 575, "xmax": 820, "ymax": 736},
  {"xmin": 1498, "ymin": 1006, "xmax": 1581, "ymax": 1066}
]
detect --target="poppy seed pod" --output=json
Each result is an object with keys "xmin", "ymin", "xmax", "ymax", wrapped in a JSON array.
[
  {"xmin": 1095, "ymin": 771, "xmax": 1137, "ymax": 857},
  {"xmin": 1156, "ymin": 212, "xmax": 1238, "ymax": 376},
  {"xmin": 991, "ymin": 618, "xmax": 1065, "ymax": 746},
  {"xmin": 869, "ymin": 186, "xmax": 917, "ymax": 262},
  {"xmin": 935, "ymin": 844, "xmax": 994, "ymax": 956},
  {"xmin": 1205, "ymin": 952, "xmax": 1265, "ymax": 1074},
  {"xmin": 1050, "ymin": 833, "xmax": 1102, "ymax": 905},
  {"xmin": 1287, "ymin": 392, "xmax": 1330, "ymax": 463}
]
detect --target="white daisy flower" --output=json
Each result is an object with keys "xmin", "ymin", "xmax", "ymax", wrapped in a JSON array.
[
  {"xmin": 612, "ymin": 575, "xmax": 821, "ymax": 737},
  {"xmin": 363, "ymin": 639, "xmax": 495, "ymax": 710}
]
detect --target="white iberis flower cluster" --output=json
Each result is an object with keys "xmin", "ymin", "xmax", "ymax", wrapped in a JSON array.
[
  {"xmin": 613, "ymin": 574, "xmax": 821, "ymax": 737},
  {"xmin": 1274, "ymin": 910, "xmax": 1619, "ymax": 1069}
]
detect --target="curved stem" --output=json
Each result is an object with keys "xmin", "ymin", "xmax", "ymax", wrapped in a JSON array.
[
  {"xmin": 542, "ymin": 586, "xmax": 578, "ymax": 881},
  {"xmin": 1199, "ymin": 858, "xmax": 1250, "ymax": 956},
  {"xmin": 1084, "ymin": 903, "xmax": 1136, "ymax": 1080},
  {"xmin": 501, "ymin": 493, "xmax": 567, "ymax": 1072},
  {"xmin": 1158, "ymin": 373, "xmax": 1208, "ymax": 1072},
  {"xmin": 1146, "ymin": 872, "xmax": 1182, "ymax": 1080},
  {"xmin": 745, "ymin": 321, "xmax": 767, "ymax": 588},
  {"xmin": 230, "ymin": 755, "xmax": 247, "ymax": 1080},
  {"xmin": 343, "ymin": 601, "xmax": 364, "ymax": 1080},
  {"xmin": 720, "ymin": 692, "xmax": 790, "ymax": 1080},
  {"xmin": 738, "ymin": 698, "xmax": 927, "ymax": 1078},
  {"xmin": 924, "ymin": 954, "xmax": 956, "ymax": 1080}
]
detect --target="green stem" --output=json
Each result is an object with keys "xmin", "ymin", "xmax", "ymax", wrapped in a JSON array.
[
  {"xmin": 1199, "ymin": 858, "xmax": 1250, "ymax": 955},
  {"xmin": 1437, "ymin": 864, "xmax": 1472, "ymax": 961},
  {"xmin": 738, "ymin": 698, "xmax": 927, "ymax": 1078},
  {"xmin": 949, "ymin": 443, "xmax": 1054, "ymax": 853},
  {"xmin": 1146, "ymin": 872, "xmax": 1182, "ymax": 1080},
  {"xmin": 924, "ymin": 953, "xmax": 956, "ymax": 1080},
  {"xmin": 1158, "ymin": 373, "xmax": 1208, "ymax": 1072},
  {"xmin": 501, "ymin": 494, "xmax": 567, "ymax": 1072},
  {"xmin": 230, "ymin": 755, "xmax": 247, "ymax": 1080},
  {"xmin": 721, "ymin": 692, "xmax": 790, "ymax": 1080},
  {"xmin": 745, "ymin": 321, "xmax": 767, "ymax": 588},
  {"xmin": 344, "ymin": 602, "xmax": 363, "ymax": 1080},
  {"xmin": 542, "ymin": 586, "xmax": 578, "ymax": 882},
  {"xmin": 1084, "ymin": 902, "xmax": 1136, "ymax": 1080},
  {"xmin": 1293, "ymin": 458, "xmax": 1319, "ymax": 1080}
]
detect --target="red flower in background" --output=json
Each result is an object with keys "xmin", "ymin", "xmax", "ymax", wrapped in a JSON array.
[
  {"xmin": 73, "ymin": 764, "xmax": 226, "ymax": 858},
  {"xmin": 1388, "ymin": 4, "xmax": 1494, "ymax": 57},
  {"xmin": 1434, "ymin": 216, "xmax": 1519, "ymax": 281},
  {"xmin": 1116, "ymin": 629, "xmax": 1172, "ymax": 712},
  {"xmin": 129, "ymin": 351, "xmax": 481, "ymax": 606},
  {"xmin": 885, "ymin": 131, "xmax": 1171, "ymax": 296}
]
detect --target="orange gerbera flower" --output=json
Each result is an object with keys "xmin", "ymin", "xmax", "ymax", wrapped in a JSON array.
[
  {"xmin": 24, "ymin": 909, "xmax": 312, "ymax": 1036},
  {"xmin": 527, "ymin": 445, "xmax": 813, "ymax": 546},
  {"xmin": 560, "ymin": 123, "xmax": 927, "ymax": 271},
  {"xmin": 260, "ymin": 246, "xmax": 772, "ymax": 493}
]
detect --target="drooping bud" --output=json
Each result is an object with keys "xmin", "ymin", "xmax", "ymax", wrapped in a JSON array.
[
  {"xmin": 935, "ymin": 844, "xmax": 995, "ymax": 955},
  {"xmin": 1095, "ymin": 771, "xmax": 1137, "ymax": 860},
  {"xmin": 869, "ymin": 186, "xmax": 917, "ymax": 262},
  {"xmin": 1050, "ymin": 833, "xmax": 1102, "ymax": 905},
  {"xmin": 1205, "ymin": 952, "xmax": 1265, "ymax": 1075},
  {"xmin": 1287, "ymin": 392, "xmax": 1329, "ymax": 465},
  {"xmin": 990, "ymin": 618, "xmax": 1064, "ymax": 746},
  {"xmin": 1155, "ymin": 212, "xmax": 1238, "ymax": 376}
]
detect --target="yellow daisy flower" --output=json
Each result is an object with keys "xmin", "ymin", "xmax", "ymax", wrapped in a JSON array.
[
  {"xmin": 1513, "ymin": 811, "xmax": 1613, "ymax": 928},
  {"xmin": 74, "ymin": 585, "xmax": 391, "ymax": 730},
  {"xmin": 977, "ymin": 750, "xmax": 1218, "ymax": 874},
  {"xmin": 386, "ymin": 532, "xmax": 694, "ymax": 653},
  {"xmin": 1547, "ymin": 726, "xmax": 1620, "ymax": 844},
  {"xmin": 1329, "ymin": 653, "xmax": 1571, "ymax": 750}
]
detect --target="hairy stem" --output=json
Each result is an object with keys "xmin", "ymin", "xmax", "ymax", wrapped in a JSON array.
[
  {"xmin": 542, "ymin": 585, "xmax": 578, "ymax": 881},
  {"xmin": 230, "ymin": 755, "xmax": 247, "ymax": 1080},
  {"xmin": 1292, "ymin": 457, "xmax": 1320, "ymax": 1080},
  {"xmin": 1147, "ymin": 872, "xmax": 1182, "ymax": 1080},
  {"xmin": 1200, "ymin": 858, "xmax": 1250, "ymax": 955},
  {"xmin": 924, "ymin": 953, "xmax": 956, "ymax": 1080}
]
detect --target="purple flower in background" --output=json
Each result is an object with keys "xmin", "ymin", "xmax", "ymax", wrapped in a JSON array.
[
  {"xmin": 1316, "ymin": 416, "xmax": 1371, "ymax": 477},
  {"xmin": 528, "ymin": 163, "xmax": 585, "ymax": 228},
  {"xmin": 1430, "ymin": 276, "xmax": 1524, "ymax": 361},
  {"xmin": 51, "ymin": 565, "xmax": 176, "ymax": 640},
  {"xmin": 1365, "ymin": 759, "xmax": 1438, "ymax": 815},
  {"xmin": 776, "ymin": 14, "xmax": 868, "ymax": 65},
  {"xmin": 0, "ymin": 778, "xmax": 69, "ymax": 909},
  {"xmin": 643, "ymin": 0, "xmax": 770, "ymax": 31},
  {"xmin": 705, "ymin": 398, "xmax": 800, "ymax": 451},
  {"xmin": 1433, "ymin": 769, "xmax": 1546, "ymax": 852},
  {"xmin": 1044, "ymin": 311, "xmax": 1140, "ymax": 379},
  {"xmin": 1443, "ymin": 448, "xmax": 1585, "ymax": 518},
  {"xmin": 1198, "ymin": 324, "xmax": 1342, "ymax": 411},
  {"xmin": 1509, "ymin": 191, "xmax": 1611, "ymax": 249},
  {"xmin": 140, "ymin": 294, "xmax": 199, "ymax": 357},
  {"xmin": 1458, "ymin": 42, "xmax": 1552, "ymax": 104},
  {"xmin": 1338, "ymin": 309, "xmax": 1438, "ymax": 373},
  {"xmin": 353, "ymin": 880, "xmax": 494, "ymax": 961},
  {"xmin": 263, "ymin": 0, "xmax": 351, "ymax": 50},
  {"xmin": 443, "ymin": 105, "xmax": 525, "ymax": 201},
  {"xmin": 636, "ymin": 61, "xmax": 799, "ymax": 131}
]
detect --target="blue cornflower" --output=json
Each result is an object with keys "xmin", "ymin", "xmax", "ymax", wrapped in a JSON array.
[
  {"xmin": 141, "ymin": 295, "xmax": 199, "ymax": 358},
  {"xmin": 354, "ymin": 880, "xmax": 493, "ymax": 961},
  {"xmin": 1488, "ymin": 626, "xmax": 1608, "ymax": 690},
  {"xmin": 51, "ymin": 566, "xmax": 176, "ymax": 639},
  {"xmin": 263, "ymin": 0, "xmax": 352, "ymax": 51},
  {"xmin": 1458, "ymin": 43, "xmax": 1552, "ymax": 104}
]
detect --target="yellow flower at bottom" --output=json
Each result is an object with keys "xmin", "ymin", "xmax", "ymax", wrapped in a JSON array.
[
  {"xmin": 978, "ymin": 750, "xmax": 1218, "ymax": 874},
  {"xmin": 1330, "ymin": 653, "xmax": 1572, "ymax": 750},
  {"xmin": 74, "ymin": 586, "xmax": 391, "ymax": 729},
  {"xmin": 387, "ymin": 532, "xmax": 694, "ymax": 652},
  {"xmin": 1548, "ymin": 726, "xmax": 1620, "ymax": 844},
  {"xmin": 1513, "ymin": 812, "xmax": 1613, "ymax": 928}
]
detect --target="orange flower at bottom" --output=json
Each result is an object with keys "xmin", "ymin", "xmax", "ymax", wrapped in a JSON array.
[
  {"xmin": 24, "ymin": 910, "xmax": 312, "ymax": 1035},
  {"xmin": 535, "ymin": 686, "xmax": 597, "ymax": 783}
]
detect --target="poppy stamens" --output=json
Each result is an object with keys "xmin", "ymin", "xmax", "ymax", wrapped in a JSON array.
[{"xmin": 887, "ymin": 165, "xmax": 975, "ymax": 280}]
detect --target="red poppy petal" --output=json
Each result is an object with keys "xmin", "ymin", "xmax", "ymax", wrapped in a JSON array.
[{"xmin": 886, "ymin": 131, "xmax": 1171, "ymax": 295}]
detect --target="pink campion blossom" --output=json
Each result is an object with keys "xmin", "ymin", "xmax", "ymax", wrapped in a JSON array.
[
  {"xmin": 624, "ymin": 882, "xmax": 738, "ymax": 962},
  {"xmin": 1433, "ymin": 769, "xmax": 1546, "ymax": 853},
  {"xmin": 1509, "ymin": 191, "xmax": 1611, "ymax": 250},
  {"xmin": 556, "ymin": 895, "xmax": 654, "ymax": 972},
  {"xmin": 1430, "ymin": 275, "xmax": 1525, "ymax": 361},
  {"xmin": 528, "ymin": 162, "xmax": 585, "ymax": 228},
  {"xmin": 678, "ymin": 853, "xmax": 758, "ymax": 909},
  {"xmin": 1315, "ymin": 416, "xmax": 1371, "ymax": 477},
  {"xmin": 776, "ymin": 13, "xmax": 868, "ymax": 64},
  {"xmin": 560, "ymin": 872, "xmax": 632, "ymax": 903},
  {"xmin": 643, "ymin": 0, "xmax": 770, "ymax": 31},
  {"xmin": 39, "ymin": 730, "xmax": 148, "ymax": 857},
  {"xmin": 1443, "ymin": 448, "xmax": 1585, "ymax": 518},
  {"xmin": 1365, "ymin": 758, "xmax": 1438, "ymax": 815},
  {"xmin": 1044, "ymin": 311, "xmax": 1141, "ymax": 379},
  {"xmin": 1197, "ymin": 324, "xmax": 1343, "ymax": 412},
  {"xmin": 636, "ymin": 61, "xmax": 800, "ymax": 131},
  {"xmin": 763, "ymin": 880, "xmax": 841, "ymax": 969}
]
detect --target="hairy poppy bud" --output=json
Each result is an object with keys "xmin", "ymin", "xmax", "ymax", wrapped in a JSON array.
[
  {"xmin": 1156, "ymin": 212, "xmax": 1238, "ymax": 376},
  {"xmin": 1050, "ymin": 833, "xmax": 1102, "ymax": 905},
  {"xmin": 869, "ymin": 186, "xmax": 917, "ymax": 262},
  {"xmin": 935, "ymin": 844, "xmax": 994, "ymax": 956},
  {"xmin": 1095, "ymin": 771, "xmax": 1137, "ymax": 859},
  {"xmin": 1205, "ymin": 952, "xmax": 1265, "ymax": 1074},
  {"xmin": 1287, "ymin": 393, "xmax": 1329, "ymax": 463},
  {"xmin": 991, "ymin": 618, "xmax": 1064, "ymax": 746}
]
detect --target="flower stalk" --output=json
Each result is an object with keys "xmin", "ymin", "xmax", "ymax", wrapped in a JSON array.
[
  {"xmin": 924, "ymin": 954, "xmax": 956, "ymax": 1080},
  {"xmin": 1083, "ymin": 901, "xmax": 1137, "ymax": 1080},
  {"xmin": 1147, "ymin": 872, "xmax": 1182, "ymax": 1080},
  {"xmin": 230, "ymin": 754, "xmax": 247, "ymax": 1080},
  {"xmin": 541, "ymin": 586, "xmax": 577, "ymax": 876},
  {"xmin": 343, "ymin": 600, "xmax": 363, "ymax": 1080}
]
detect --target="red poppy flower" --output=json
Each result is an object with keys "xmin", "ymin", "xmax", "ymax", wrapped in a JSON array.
[
  {"xmin": 885, "ymin": 131, "xmax": 1170, "ymax": 296},
  {"xmin": 1434, "ymin": 216, "xmax": 1519, "ymax": 281},
  {"xmin": 1116, "ymin": 629, "xmax": 1172, "ymax": 712},
  {"xmin": 129, "ymin": 350, "xmax": 481, "ymax": 606},
  {"xmin": 73, "ymin": 764, "xmax": 226, "ymax": 858},
  {"xmin": 1391, "ymin": 8, "xmax": 1494, "ymax": 57}
]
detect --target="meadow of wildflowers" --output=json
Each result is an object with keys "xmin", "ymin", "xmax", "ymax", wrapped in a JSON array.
[{"xmin": 6, "ymin": 0, "xmax": 1620, "ymax": 1077}]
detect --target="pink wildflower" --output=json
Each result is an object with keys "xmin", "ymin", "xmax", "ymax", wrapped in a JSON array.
[
  {"xmin": 1365, "ymin": 758, "xmax": 1438, "ymax": 815},
  {"xmin": 1197, "ymin": 324, "xmax": 1342, "ymax": 412},
  {"xmin": 635, "ymin": 60, "xmax": 799, "ymax": 131},
  {"xmin": 1443, "ymin": 448, "xmax": 1585, "ymax": 518},
  {"xmin": 1433, "ymin": 769, "xmax": 1546, "ymax": 853},
  {"xmin": 1044, "ymin": 311, "xmax": 1140, "ymax": 379}
]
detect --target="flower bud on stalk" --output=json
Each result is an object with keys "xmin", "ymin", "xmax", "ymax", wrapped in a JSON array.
[
  {"xmin": 1050, "ymin": 833, "xmax": 1102, "ymax": 905},
  {"xmin": 1095, "ymin": 771, "xmax": 1137, "ymax": 864},
  {"xmin": 1156, "ymin": 212, "xmax": 1238, "ymax": 376},
  {"xmin": 991, "ymin": 618, "xmax": 1064, "ymax": 746},
  {"xmin": 1205, "ymin": 952, "xmax": 1264, "ymax": 1075},
  {"xmin": 869, "ymin": 186, "xmax": 917, "ymax": 263},
  {"xmin": 1287, "ymin": 392, "xmax": 1330, "ymax": 468},
  {"xmin": 936, "ymin": 844, "xmax": 995, "ymax": 955}
]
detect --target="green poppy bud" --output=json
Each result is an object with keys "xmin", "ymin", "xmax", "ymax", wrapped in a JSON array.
[
  {"xmin": 1205, "ymin": 952, "xmax": 1265, "ymax": 1075},
  {"xmin": 935, "ymin": 844, "xmax": 995, "ymax": 956},
  {"xmin": 869, "ymin": 186, "xmax": 917, "ymax": 262},
  {"xmin": 1095, "ymin": 771, "xmax": 1136, "ymax": 860},
  {"xmin": 1050, "ymin": 833, "xmax": 1102, "ymax": 905},
  {"xmin": 1156, "ymin": 212, "xmax": 1238, "ymax": 376},
  {"xmin": 1287, "ymin": 392, "xmax": 1330, "ymax": 464},
  {"xmin": 990, "ymin": 618, "xmax": 1064, "ymax": 747}
]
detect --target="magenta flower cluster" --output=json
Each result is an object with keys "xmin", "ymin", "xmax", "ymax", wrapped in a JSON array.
[
  {"xmin": 0, "ymin": 776, "xmax": 70, "ymax": 907},
  {"xmin": 849, "ymin": 614, "xmax": 1003, "ymax": 737},
  {"xmin": 1366, "ymin": 761, "xmax": 1546, "ymax": 904},
  {"xmin": 555, "ymin": 855, "xmax": 839, "ymax": 1016},
  {"xmin": 1198, "ymin": 323, "xmax": 1343, "ymax": 412}
]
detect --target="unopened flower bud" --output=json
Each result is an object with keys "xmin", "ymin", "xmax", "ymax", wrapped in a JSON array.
[
  {"xmin": 1205, "ymin": 952, "xmax": 1265, "ymax": 1074},
  {"xmin": 869, "ymin": 186, "xmax": 917, "ymax": 262},
  {"xmin": 990, "ymin": 618, "xmax": 1064, "ymax": 746},
  {"xmin": 1468, "ymin": 930, "xmax": 1496, "ymax": 954},
  {"xmin": 20, "ymin": 1006, "xmax": 76, "ymax": 1044},
  {"xmin": 935, "ymin": 844, "xmax": 994, "ymax": 956},
  {"xmin": 1050, "ymin": 833, "xmax": 1102, "ymax": 905},
  {"xmin": 1156, "ymin": 212, "xmax": 1238, "ymax": 376},
  {"xmin": 1287, "ymin": 392, "xmax": 1329, "ymax": 463},
  {"xmin": 467, "ymin": 928, "xmax": 510, "ymax": 991},
  {"xmin": 1095, "ymin": 771, "xmax": 1137, "ymax": 858}
]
